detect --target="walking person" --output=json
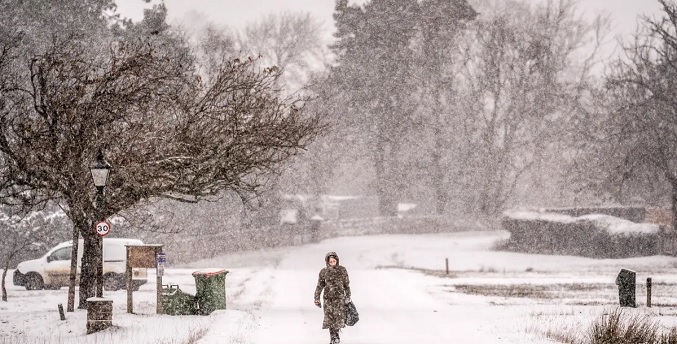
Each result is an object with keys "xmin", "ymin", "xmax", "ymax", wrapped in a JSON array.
[{"xmin": 314, "ymin": 251, "xmax": 351, "ymax": 344}]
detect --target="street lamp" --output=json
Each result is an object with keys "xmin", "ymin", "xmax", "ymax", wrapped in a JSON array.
[{"xmin": 90, "ymin": 149, "xmax": 111, "ymax": 298}]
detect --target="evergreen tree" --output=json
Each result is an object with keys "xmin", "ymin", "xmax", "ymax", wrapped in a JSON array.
[
  {"xmin": 330, "ymin": 0, "xmax": 419, "ymax": 216},
  {"xmin": 418, "ymin": 0, "xmax": 476, "ymax": 215}
]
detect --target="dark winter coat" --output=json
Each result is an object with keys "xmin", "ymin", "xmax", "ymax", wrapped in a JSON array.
[{"xmin": 314, "ymin": 251, "xmax": 351, "ymax": 329}]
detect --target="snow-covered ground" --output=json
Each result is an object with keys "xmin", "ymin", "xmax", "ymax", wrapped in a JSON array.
[{"xmin": 3, "ymin": 230, "xmax": 677, "ymax": 343}]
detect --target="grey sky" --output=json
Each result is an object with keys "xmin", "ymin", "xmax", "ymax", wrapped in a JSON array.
[{"xmin": 116, "ymin": 0, "xmax": 663, "ymax": 35}]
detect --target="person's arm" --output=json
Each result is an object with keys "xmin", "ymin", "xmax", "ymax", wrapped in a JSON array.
[
  {"xmin": 343, "ymin": 267, "xmax": 351, "ymax": 301},
  {"xmin": 314, "ymin": 269, "xmax": 325, "ymax": 306}
]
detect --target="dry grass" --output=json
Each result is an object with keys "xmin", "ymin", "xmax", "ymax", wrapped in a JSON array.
[
  {"xmin": 450, "ymin": 283, "xmax": 617, "ymax": 301},
  {"xmin": 538, "ymin": 308, "xmax": 677, "ymax": 344},
  {"xmin": 543, "ymin": 327, "xmax": 581, "ymax": 344},
  {"xmin": 584, "ymin": 308, "xmax": 677, "ymax": 344},
  {"xmin": 455, "ymin": 284, "xmax": 550, "ymax": 298},
  {"xmin": 179, "ymin": 327, "xmax": 210, "ymax": 344}
]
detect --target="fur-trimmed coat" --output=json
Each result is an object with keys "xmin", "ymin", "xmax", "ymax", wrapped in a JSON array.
[{"xmin": 314, "ymin": 251, "xmax": 351, "ymax": 329}]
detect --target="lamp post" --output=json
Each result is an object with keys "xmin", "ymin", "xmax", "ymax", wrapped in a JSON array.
[{"xmin": 90, "ymin": 149, "xmax": 111, "ymax": 298}]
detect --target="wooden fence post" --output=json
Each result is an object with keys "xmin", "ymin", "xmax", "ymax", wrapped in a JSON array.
[{"xmin": 647, "ymin": 277, "xmax": 652, "ymax": 308}]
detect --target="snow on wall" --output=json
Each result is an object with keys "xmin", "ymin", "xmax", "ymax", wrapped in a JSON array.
[{"xmin": 504, "ymin": 210, "xmax": 660, "ymax": 235}]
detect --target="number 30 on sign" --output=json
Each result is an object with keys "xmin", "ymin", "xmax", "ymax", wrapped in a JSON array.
[{"xmin": 95, "ymin": 221, "xmax": 111, "ymax": 237}]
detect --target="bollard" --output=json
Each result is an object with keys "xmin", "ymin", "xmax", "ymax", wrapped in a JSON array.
[
  {"xmin": 615, "ymin": 268, "xmax": 636, "ymax": 307},
  {"xmin": 86, "ymin": 298, "xmax": 113, "ymax": 334},
  {"xmin": 58, "ymin": 304, "xmax": 66, "ymax": 320},
  {"xmin": 647, "ymin": 277, "xmax": 652, "ymax": 308}
]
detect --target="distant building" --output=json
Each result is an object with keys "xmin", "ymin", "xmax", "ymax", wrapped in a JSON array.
[{"xmin": 279, "ymin": 194, "xmax": 381, "ymax": 223}]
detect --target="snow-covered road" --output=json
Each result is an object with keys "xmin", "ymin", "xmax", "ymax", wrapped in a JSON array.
[{"xmin": 219, "ymin": 235, "xmax": 528, "ymax": 344}]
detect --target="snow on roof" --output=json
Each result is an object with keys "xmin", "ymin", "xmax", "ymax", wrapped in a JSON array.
[
  {"xmin": 398, "ymin": 203, "xmax": 417, "ymax": 212},
  {"xmin": 323, "ymin": 195, "xmax": 367, "ymax": 201},
  {"xmin": 504, "ymin": 210, "xmax": 660, "ymax": 235}
]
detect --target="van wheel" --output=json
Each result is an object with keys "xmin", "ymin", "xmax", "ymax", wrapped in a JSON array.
[
  {"xmin": 25, "ymin": 273, "xmax": 44, "ymax": 290},
  {"xmin": 103, "ymin": 274, "xmax": 121, "ymax": 291}
]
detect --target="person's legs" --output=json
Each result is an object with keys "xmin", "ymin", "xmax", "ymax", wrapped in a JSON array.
[{"xmin": 329, "ymin": 328, "xmax": 340, "ymax": 344}]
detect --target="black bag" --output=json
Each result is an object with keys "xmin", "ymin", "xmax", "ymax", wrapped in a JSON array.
[{"xmin": 345, "ymin": 301, "xmax": 359, "ymax": 326}]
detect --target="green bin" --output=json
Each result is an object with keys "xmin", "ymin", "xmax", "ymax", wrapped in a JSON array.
[
  {"xmin": 161, "ymin": 284, "xmax": 197, "ymax": 315},
  {"xmin": 192, "ymin": 269, "xmax": 228, "ymax": 315}
]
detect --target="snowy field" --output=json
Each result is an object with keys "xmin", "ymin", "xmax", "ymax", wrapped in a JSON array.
[{"xmin": 4, "ymin": 230, "xmax": 677, "ymax": 343}]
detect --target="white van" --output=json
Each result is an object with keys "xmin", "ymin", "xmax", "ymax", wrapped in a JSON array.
[{"xmin": 13, "ymin": 238, "xmax": 148, "ymax": 291}]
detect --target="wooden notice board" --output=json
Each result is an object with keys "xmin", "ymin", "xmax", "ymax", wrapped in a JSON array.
[
  {"xmin": 125, "ymin": 244, "xmax": 163, "ymax": 314},
  {"xmin": 128, "ymin": 245, "xmax": 163, "ymax": 268}
]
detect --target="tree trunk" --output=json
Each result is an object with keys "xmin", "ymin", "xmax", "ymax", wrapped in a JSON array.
[
  {"xmin": 378, "ymin": 189, "xmax": 398, "ymax": 217},
  {"xmin": 672, "ymin": 183, "xmax": 677, "ymax": 231},
  {"xmin": 67, "ymin": 227, "xmax": 80, "ymax": 312},
  {"xmin": 374, "ymin": 141, "xmax": 399, "ymax": 217},
  {"xmin": 432, "ymin": 143, "xmax": 447, "ymax": 214},
  {"xmin": 75, "ymin": 213, "xmax": 97, "ymax": 309},
  {"xmin": 2, "ymin": 265, "xmax": 8, "ymax": 302},
  {"xmin": 431, "ymin": 88, "xmax": 447, "ymax": 215},
  {"xmin": 375, "ymin": 139, "xmax": 388, "ymax": 217},
  {"xmin": 2, "ymin": 251, "xmax": 15, "ymax": 302}
]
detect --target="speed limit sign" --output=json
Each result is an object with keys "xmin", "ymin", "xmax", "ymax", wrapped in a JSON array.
[{"xmin": 95, "ymin": 221, "xmax": 111, "ymax": 237}]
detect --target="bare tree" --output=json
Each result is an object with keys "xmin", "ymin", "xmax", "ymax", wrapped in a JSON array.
[
  {"xmin": 581, "ymin": 0, "xmax": 677, "ymax": 227},
  {"xmin": 454, "ymin": 0, "xmax": 606, "ymax": 215},
  {"xmin": 239, "ymin": 11, "xmax": 326, "ymax": 91},
  {"xmin": 277, "ymin": 76, "xmax": 342, "ymax": 200},
  {"xmin": 0, "ymin": 21, "xmax": 323, "ymax": 308},
  {"xmin": 235, "ymin": 12, "xmax": 328, "ymax": 216},
  {"xmin": 193, "ymin": 24, "xmax": 239, "ymax": 81}
]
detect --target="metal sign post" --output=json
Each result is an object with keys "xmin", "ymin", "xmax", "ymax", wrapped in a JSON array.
[
  {"xmin": 95, "ymin": 221, "xmax": 111, "ymax": 297},
  {"xmin": 156, "ymin": 252, "xmax": 166, "ymax": 277}
]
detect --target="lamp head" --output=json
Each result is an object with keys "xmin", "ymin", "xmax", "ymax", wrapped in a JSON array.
[{"xmin": 90, "ymin": 149, "xmax": 111, "ymax": 188}]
